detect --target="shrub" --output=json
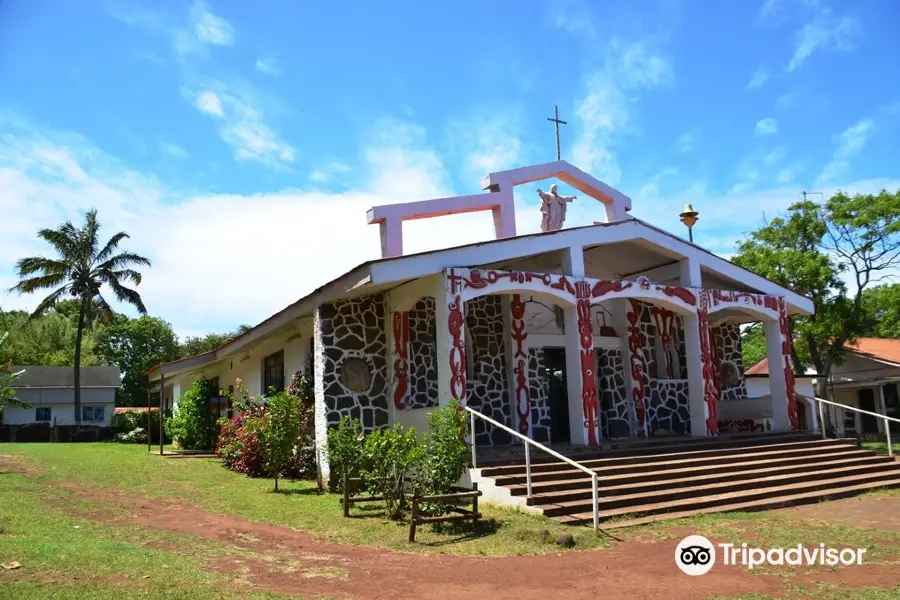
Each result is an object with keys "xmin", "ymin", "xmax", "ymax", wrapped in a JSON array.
[
  {"xmin": 165, "ymin": 378, "xmax": 217, "ymax": 450},
  {"xmin": 260, "ymin": 390, "xmax": 302, "ymax": 491},
  {"xmin": 115, "ymin": 427, "xmax": 147, "ymax": 444},
  {"xmin": 111, "ymin": 410, "xmax": 166, "ymax": 444},
  {"xmin": 361, "ymin": 424, "xmax": 422, "ymax": 520},
  {"xmin": 326, "ymin": 415, "xmax": 365, "ymax": 493},
  {"xmin": 216, "ymin": 407, "xmax": 267, "ymax": 476},
  {"xmin": 415, "ymin": 400, "xmax": 469, "ymax": 498}
]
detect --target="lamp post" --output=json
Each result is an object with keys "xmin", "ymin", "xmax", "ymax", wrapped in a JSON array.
[{"xmin": 679, "ymin": 203, "xmax": 699, "ymax": 243}]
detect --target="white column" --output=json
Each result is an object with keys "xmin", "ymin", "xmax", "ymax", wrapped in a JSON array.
[
  {"xmin": 878, "ymin": 383, "xmax": 887, "ymax": 435},
  {"xmin": 435, "ymin": 274, "xmax": 466, "ymax": 408},
  {"xmin": 680, "ymin": 258, "xmax": 701, "ymax": 287},
  {"xmin": 683, "ymin": 312, "xmax": 709, "ymax": 437},
  {"xmin": 563, "ymin": 245, "xmax": 585, "ymax": 277},
  {"xmin": 313, "ymin": 306, "xmax": 330, "ymax": 484},
  {"xmin": 765, "ymin": 319, "xmax": 791, "ymax": 431}
]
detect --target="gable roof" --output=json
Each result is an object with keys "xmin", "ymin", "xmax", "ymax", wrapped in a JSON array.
[
  {"xmin": 149, "ymin": 218, "xmax": 815, "ymax": 379},
  {"xmin": 745, "ymin": 337, "xmax": 900, "ymax": 376}
]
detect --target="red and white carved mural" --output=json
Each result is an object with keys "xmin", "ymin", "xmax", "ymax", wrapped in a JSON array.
[
  {"xmin": 778, "ymin": 297, "xmax": 799, "ymax": 430},
  {"xmin": 447, "ymin": 295, "xmax": 467, "ymax": 405},
  {"xmin": 698, "ymin": 290, "xmax": 720, "ymax": 436},
  {"xmin": 391, "ymin": 311, "xmax": 409, "ymax": 409},
  {"xmin": 651, "ymin": 306, "xmax": 677, "ymax": 378},
  {"xmin": 717, "ymin": 418, "xmax": 772, "ymax": 433},
  {"xmin": 626, "ymin": 299, "xmax": 648, "ymax": 438},
  {"xmin": 576, "ymin": 281, "xmax": 600, "ymax": 445},
  {"xmin": 510, "ymin": 294, "xmax": 530, "ymax": 436}
]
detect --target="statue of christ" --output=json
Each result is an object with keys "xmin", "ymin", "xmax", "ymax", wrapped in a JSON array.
[{"xmin": 537, "ymin": 184, "xmax": 578, "ymax": 232}]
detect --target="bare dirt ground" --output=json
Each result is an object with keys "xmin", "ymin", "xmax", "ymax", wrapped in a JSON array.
[{"xmin": 51, "ymin": 480, "xmax": 900, "ymax": 600}]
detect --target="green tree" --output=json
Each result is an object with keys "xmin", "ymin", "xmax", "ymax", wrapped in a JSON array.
[
  {"xmin": 179, "ymin": 332, "xmax": 232, "ymax": 357},
  {"xmin": 0, "ymin": 332, "xmax": 28, "ymax": 418},
  {"xmin": 260, "ymin": 390, "xmax": 302, "ymax": 492},
  {"xmin": 95, "ymin": 316, "xmax": 180, "ymax": 406},
  {"xmin": 0, "ymin": 308, "xmax": 106, "ymax": 366},
  {"xmin": 733, "ymin": 189, "xmax": 900, "ymax": 396},
  {"xmin": 861, "ymin": 283, "xmax": 900, "ymax": 339},
  {"xmin": 8, "ymin": 209, "xmax": 151, "ymax": 427}
]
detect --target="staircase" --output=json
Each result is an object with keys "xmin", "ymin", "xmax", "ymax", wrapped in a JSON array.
[{"xmin": 476, "ymin": 434, "xmax": 900, "ymax": 529}]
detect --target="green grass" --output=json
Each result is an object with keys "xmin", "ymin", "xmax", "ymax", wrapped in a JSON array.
[
  {"xmin": 2, "ymin": 443, "xmax": 610, "ymax": 556},
  {"xmin": 0, "ymin": 456, "xmax": 296, "ymax": 599},
  {"xmin": 861, "ymin": 440, "xmax": 900, "ymax": 456}
]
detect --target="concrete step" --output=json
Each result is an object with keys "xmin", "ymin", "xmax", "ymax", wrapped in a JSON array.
[
  {"xmin": 479, "ymin": 437, "xmax": 849, "ymax": 477},
  {"xmin": 556, "ymin": 468, "xmax": 900, "ymax": 524},
  {"xmin": 561, "ymin": 476, "xmax": 900, "ymax": 529},
  {"xmin": 513, "ymin": 454, "xmax": 892, "ymax": 502},
  {"xmin": 491, "ymin": 442, "xmax": 862, "ymax": 486},
  {"xmin": 535, "ymin": 461, "xmax": 900, "ymax": 513}
]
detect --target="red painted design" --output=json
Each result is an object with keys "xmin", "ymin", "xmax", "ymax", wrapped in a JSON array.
[
  {"xmin": 626, "ymin": 299, "xmax": 648, "ymax": 438},
  {"xmin": 698, "ymin": 290, "xmax": 719, "ymax": 436},
  {"xmin": 577, "ymin": 281, "xmax": 599, "ymax": 445},
  {"xmin": 392, "ymin": 311, "xmax": 409, "ymax": 409},
  {"xmin": 447, "ymin": 295, "xmax": 467, "ymax": 404},
  {"xmin": 778, "ymin": 297, "xmax": 799, "ymax": 430},
  {"xmin": 711, "ymin": 289, "xmax": 765, "ymax": 307},
  {"xmin": 656, "ymin": 285, "xmax": 697, "ymax": 306},
  {"xmin": 591, "ymin": 279, "xmax": 633, "ymax": 298},
  {"xmin": 652, "ymin": 307, "xmax": 677, "ymax": 378},
  {"xmin": 717, "ymin": 418, "xmax": 771, "ymax": 433},
  {"xmin": 510, "ymin": 294, "xmax": 530, "ymax": 435}
]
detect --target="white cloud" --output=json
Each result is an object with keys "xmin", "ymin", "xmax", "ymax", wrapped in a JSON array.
[
  {"xmin": 755, "ymin": 117, "xmax": 779, "ymax": 136},
  {"xmin": 447, "ymin": 108, "xmax": 527, "ymax": 178},
  {"xmin": 776, "ymin": 167, "xmax": 797, "ymax": 184},
  {"xmin": 789, "ymin": 9, "xmax": 858, "ymax": 71},
  {"xmin": 675, "ymin": 132, "xmax": 695, "ymax": 154},
  {"xmin": 747, "ymin": 66, "xmax": 770, "ymax": 89},
  {"xmin": 191, "ymin": 1, "xmax": 234, "ymax": 46},
  {"xmin": 776, "ymin": 92, "xmax": 798, "ymax": 110},
  {"xmin": 185, "ymin": 85, "xmax": 294, "ymax": 167},
  {"xmin": 763, "ymin": 147, "xmax": 787, "ymax": 166},
  {"xmin": 255, "ymin": 58, "xmax": 282, "ymax": 77},
  {"xmin": 0, "ymin": 116, "xmax": 496, "ymax": 337},
  {"xmin": 309, "ymin": 161, "xmax": 350, "ymax": 184},
  {"xmin": 194, "ymin": 90, "xmax": 224, "ymax": 117},
  {"xmin": 818, "ymin": 118, "xmax": 874, "ymax": 183},
  {"xmin": 159, "ymin": 141, "xmax": 189, "ymax": 158},
  {"xmin": 571, "ymin": 39, "xmax": 673, "ymax": 183}
]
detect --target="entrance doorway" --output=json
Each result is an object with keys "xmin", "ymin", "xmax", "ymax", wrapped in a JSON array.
[
  {"xmin": 543, "ymin": 348, "xmax": 570, "ymax": 444},
  {"xmin": 858, "ymin": 388, "xmax": 879, "ymax": 435}
]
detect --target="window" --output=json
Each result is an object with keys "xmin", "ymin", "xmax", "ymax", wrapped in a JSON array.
[
  {"xmin": 82, "ymin": 406, "xmax": 105, "ymax": 423},
  {"xmin": 263, "ymin": 350, "xmax": 285, "ymax": 395},
  {"xmin": 35, "ymin": 407, "xmax": 51, "ymax": 422}
]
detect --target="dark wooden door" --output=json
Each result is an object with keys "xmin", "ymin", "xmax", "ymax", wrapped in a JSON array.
[
  {"xmin": 544, "ymin": 348, "xmax": 570, "ymax": 444},
  {"xmin": 857, "ymin": 388, "xmax": 879, "ymax": 434}
]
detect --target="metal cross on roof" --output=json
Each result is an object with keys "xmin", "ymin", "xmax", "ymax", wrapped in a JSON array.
[{"xmin": 546, "ymin": 105, "xmax": 567, "ymax": 161}]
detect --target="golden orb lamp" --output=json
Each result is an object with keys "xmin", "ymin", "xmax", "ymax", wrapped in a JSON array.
[{"xmin": 679, "ymin": 203, "xmax": 699, "ymax": 243}]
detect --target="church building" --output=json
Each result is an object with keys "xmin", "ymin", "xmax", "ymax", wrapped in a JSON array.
[{"xmin": 148, "ymin": 159, "xmax": 815, "ymax": 482}]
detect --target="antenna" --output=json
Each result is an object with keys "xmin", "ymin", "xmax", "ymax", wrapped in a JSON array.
[{"xmin": 801, "ymin": 190, "xmax": 824, "ymax": 202}]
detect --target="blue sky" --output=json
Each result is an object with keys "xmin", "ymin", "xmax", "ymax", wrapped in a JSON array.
[{"xmin": 1, "ymin": 0, "xmax": 898, "ymax": 337}]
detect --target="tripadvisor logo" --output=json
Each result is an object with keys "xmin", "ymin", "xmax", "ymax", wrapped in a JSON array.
[{"xmin": 675, "ymin": 535, "xmax": 867, "ymax": 575}]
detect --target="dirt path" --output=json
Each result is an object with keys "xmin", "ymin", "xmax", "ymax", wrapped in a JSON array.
[{"xmin": 44, "ymin": 480, "xmax": 900, "ymax": 600}]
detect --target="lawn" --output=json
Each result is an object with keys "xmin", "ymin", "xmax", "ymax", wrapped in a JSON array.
[
  {"xmin": 3, "ymin": 443, "xmax": 900, "ymax": 599},
  {"xmin": 862, "ymin": 440, "xmax": 900, "ymax": 455}
]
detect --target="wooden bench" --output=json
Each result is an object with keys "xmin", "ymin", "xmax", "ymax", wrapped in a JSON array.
[{"xmin": 407, "ymin": 483, "xmax": 482, "ymax": 543}]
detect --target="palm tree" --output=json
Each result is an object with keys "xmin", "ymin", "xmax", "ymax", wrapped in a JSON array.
[{"xmin": 9, "ymin": 209, "xmax": 151, "ymax": 427}]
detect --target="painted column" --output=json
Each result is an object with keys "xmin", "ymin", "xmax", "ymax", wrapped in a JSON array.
[
  {"xmin": 776, "ymin": 297, "xmax": 798, "ymax": 430},
  {"xmin": 684, "ymin": 309, "xmax": 710, "ymax": 437},
  {"xmin": 436, "ymin": 274, "xmax": 467, "ymax": 408},
  {"xmin": 610, "ymin": 298, "xmax": 638, "ymax": 438},
  {"xmin": 313, "ymin": 306, "xmax": 330, "ymax": 484},
  {"xmin": 389, "ymin": 309, "xmax": 410, "ymax": 412},
  {"xmin": 625, "ymin": 299, "xmax": 649, "ymax": 438},
  {"xmin": 764, "ymin": 318, "xmax": 792, "ymax": 431},
  {"xmin": 506, "ymin": 294, "xmax": 531, "ymax": 437},
  {"xmin": 564, "ymin": 281, "xmax": 599, "ymax": 445}
]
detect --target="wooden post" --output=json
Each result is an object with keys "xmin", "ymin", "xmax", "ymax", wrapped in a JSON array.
[
  {"xmin": 146, "ymin": 387, "xmax": 152, "ymax": 452},
  {"xmin": 158, "ymin": 373, "xmax": 165, "ymax": 456},
  {"xmin": 342, "ymin": 472, "xmax": 350, "ymax": 518},
  {"xmin": 472, "ymin": 482, "xmax": 479, "ymax": 531},
  {"xmin": 408, "ymin": 494, "xmax": 419, "ymax": 543}
]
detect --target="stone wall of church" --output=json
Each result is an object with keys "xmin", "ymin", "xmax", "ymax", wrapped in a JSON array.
[
  {"xmin": 466, "ymin": 295, "xmax": 512, "ymax": 445},
  {"xmin": 714, "ymin": 323, "xmax": 747, "ymax": 402},
  {"xmin": 527, "ymin": 348, "xmax": 552, "ymax": 443},
  {"xmin": 314, "ymin": 294, "xmax": 389, "ymax": 433},
  {"xmin": 598, "ymin": 348, "xmax": 630, "ymax": 439},
  {"xmin": 647, "ymin": 380, "xmax": 691, "ymax": 435},
  {"xmin": 406, "ymin": 296, "xmax": 438, "ymax": 409}
]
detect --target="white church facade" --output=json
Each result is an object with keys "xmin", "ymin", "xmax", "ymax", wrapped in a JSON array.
[{"xmin": 148, "ymin": 160, "xmax": 815, "ymax": 479}]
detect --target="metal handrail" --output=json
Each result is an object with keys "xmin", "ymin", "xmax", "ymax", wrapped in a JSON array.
[
  {"xmin": 804, "ymin": 395, "xmax": 899, "ymax": 457},
  {"xmin": 464, "ymin": 406, "xmax": 600, "ymax": 533}
]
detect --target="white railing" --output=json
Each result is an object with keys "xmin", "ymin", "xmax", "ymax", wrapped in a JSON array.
[
  {"xmin": 805, "ymin": 395, "xmax": 900, "ymax": 457},
  {"xmin": 464, "ymin": 406, "xmax": 601, "ymax": 533}
]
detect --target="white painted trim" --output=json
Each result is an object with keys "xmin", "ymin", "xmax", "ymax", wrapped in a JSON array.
[{"xmin": 524, "ymin": 333, "xmax": 621, "ymax": 350}]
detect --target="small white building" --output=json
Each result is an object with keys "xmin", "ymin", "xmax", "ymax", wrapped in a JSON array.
[{"xmin": 3, "ymin": 365, "xmax": 120, "ymax": 427}]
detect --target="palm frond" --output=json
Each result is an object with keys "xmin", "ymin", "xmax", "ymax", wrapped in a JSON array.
[
  {"xmin": 94, "ymin": 231, "xmax": 130, "ymax": 264},
  {"xmin": 28, "ymin": 287, "xmax": 70, "ymax": 321},
  {"xmin": 94, "ymin": 251, "xmax": 151, "ymax": 272},
  {"xmin": 8, "ymin": 272, "xmax": 68, "ymax": 295},
  {"xmin": 93, "ymin": 294, "xmax": 117, "ymax": 325},
  {"xmin": 12, "ymin": 256, "xmax": 70, "ymax": 278},
  {"xmin": 108, "ymin": 268, "xmax": 143, "ymax": 285},
  {"xmin": 83, "ymin": 209, "xmax": 101, "ymax": 262},
  {"xmin": 36, "ymin": 223, "xmax": 78, "ymax": 258},
  {"xmin": 105, "ymin": 278, "xmax": 148, "ymax": 314}
]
